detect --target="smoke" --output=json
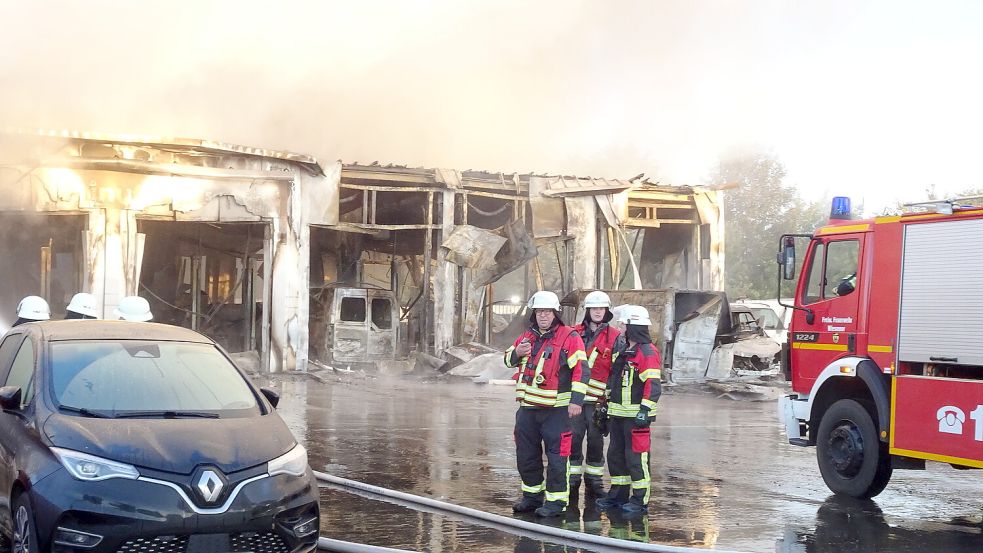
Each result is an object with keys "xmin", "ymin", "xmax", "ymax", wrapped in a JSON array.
[{"xmin": 2, "ymin": 1, "xmax": 983, "ymax": 208}]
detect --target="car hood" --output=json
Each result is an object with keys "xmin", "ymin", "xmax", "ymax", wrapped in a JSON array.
[{"xmin": 43, "ymin": 412, "xmax": 296, "ymax": 474}]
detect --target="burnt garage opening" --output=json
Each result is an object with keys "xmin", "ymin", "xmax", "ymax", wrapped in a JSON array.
[
  {"xmin": 308, "ymin": 224, "xmax": 418, "ymax": 364},
  {"xmin": 0, "ymin": 213, "xmax": 86, "ymax": 326},
  {"xmin": 138, "ymin": 220, "xmax": 268, "ymax": 356}
]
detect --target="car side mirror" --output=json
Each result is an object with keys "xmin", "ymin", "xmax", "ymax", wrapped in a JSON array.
[
  {"xmin": 260, "ymin": 387, "xmax": 280, "ymax": 409},
  {"xmin": 0, "ymin": 386, "xmax": 22, "ymax": 411}
]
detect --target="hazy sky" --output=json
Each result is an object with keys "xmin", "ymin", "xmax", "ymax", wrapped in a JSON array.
[{"xmin": 2, "ymin": 0, "xmax": 981, "ymax": 212}]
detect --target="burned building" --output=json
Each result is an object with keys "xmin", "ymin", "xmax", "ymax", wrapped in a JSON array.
[
  {"xmin": 0, "ymin": 130, "xmax": 339, "ymax": 372},
  {"xmin": 0, "ymin": 130, "xmax": 724, "ymax": 372},
  {"xmin": 310, "ymin": 165, "xmax": 725, "ymax": 365}
]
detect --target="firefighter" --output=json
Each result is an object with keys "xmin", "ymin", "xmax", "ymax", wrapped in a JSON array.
[
  {"xmin": 505, "ymin": 290, "xmax": 591, "ymax": 518},
  {"xmin": 115, "ymin": 296, "xmax": 154, "ymax": 322},
  {"xmin": 596, "ymin": 305, "xmax": 662, "ymax": 516},
  {"xmin": 65, "ymin": 292, "xmax": 100, "ymax": 319},
  {"xmin": 569, "ymin": 290, "xmax": 621, "ymax": 501},
  {"xmin": 12, "ymin": 296, "xmax": 50, "ymax": 327}
]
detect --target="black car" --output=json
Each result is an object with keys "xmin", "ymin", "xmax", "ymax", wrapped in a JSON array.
[{"xmin": 0, "ymin": 321, "xmax": 319, "ymax": 552}]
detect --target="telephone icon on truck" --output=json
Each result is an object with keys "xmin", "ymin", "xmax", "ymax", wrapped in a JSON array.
[{"xmin": 936, "ymin": 406, "xmax": 965, "ymax": 435}]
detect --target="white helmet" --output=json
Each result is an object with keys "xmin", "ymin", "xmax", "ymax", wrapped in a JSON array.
[
  {"xmin": 66, "ymin": 292, "xmax": 100, "ymax": 319},
  {"xmin": 528, "ymin": 291, "xmax": 561, "ymax": 310},
  {"xmin": 620, "ymin": 305, "xmax": 652, "ymax": 326},
  {"xmin": 583, "ymin": 290, "xmax": 612, "ymax": 309},
  {"xmin": 16, "ymin": 296, "xmax": 50, "ymax": 321},
  {"xmin": 115, "ymin": 296, "xmax": 153, "ymax": 322}
]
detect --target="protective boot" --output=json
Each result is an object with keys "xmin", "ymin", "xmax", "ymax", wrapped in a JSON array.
[
  {"xmin": 512, "ymin": 493, "xmax": 544, "ymax": 513},
  {"xmin": 584, "ymin": 476, "xmax": 605, "ymax": 497},
  {"xmin": 534, "ymin": 500, "xmax": 567, "ymax": 518},
  {"xmin": 595, "ymin": 486, "xmax": 629, "ymax": 510},
  {"xmin": 620, "ymin": 497, "xmax": 648, "ymax": 517}
]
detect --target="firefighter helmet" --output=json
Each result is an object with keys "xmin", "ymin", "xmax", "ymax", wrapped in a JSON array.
[
  {"xmin": 620, "ymin": 305, "xmax": 652, "ymax": 326},
  {"xmin": 527, "ymin": 291, "xmax": 561, "ymax": 310},
  {"xmin": 582, "ymin": 290, "xmax": 612, "ymax": 308},
  {"xmin": 114, "ymin": 296, "xmax": 153, "ymax": 322},
  {"xmin": 16, "ymin": 296, "xmax": 50, "ymax": 321},
  {"xmin": 66, "ymin": 292, "xmax": 100, "ymax": 319}
]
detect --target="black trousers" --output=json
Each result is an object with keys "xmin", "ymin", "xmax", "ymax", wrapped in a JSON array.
[
  {"xmin": 515, "ymin": 406, "xmax": 572, "ymax": 505},
  {"xmin": 606, "ymin": 416, "xmax": 651, "ymax": 505},
  {"xmin": 568, "ymin": 403, "xmax": 605, "ymax": 484}
]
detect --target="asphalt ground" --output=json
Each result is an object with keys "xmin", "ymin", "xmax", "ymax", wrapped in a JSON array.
[{"xmin": 259, "ymin": 372, "xmax": 982, "ymax": 553}]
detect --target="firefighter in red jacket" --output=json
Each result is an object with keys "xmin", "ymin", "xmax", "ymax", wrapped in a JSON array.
[
  {"xmin": 596, "ymin": 305, "xmax": 662, "ymax": 516},
  {"xmin": 569, "ymin": 290, "xmax": 620, "ymax": 501},
  {"xmin": 505, "ymin": 291, "xmax": 591, "ymax": 518}
]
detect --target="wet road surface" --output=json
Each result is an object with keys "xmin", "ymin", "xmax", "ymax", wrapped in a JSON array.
[{"xmin": 261, "ymin": 373, "xmax": 982, "ymax": 553}]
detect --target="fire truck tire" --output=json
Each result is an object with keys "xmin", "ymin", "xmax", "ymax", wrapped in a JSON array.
[{"xmin": 816, "ymin": 399, "xmax": 893, "ymax": 498}]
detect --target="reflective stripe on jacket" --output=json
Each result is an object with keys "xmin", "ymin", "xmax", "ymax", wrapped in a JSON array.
[
  {"xmin": 573, "ymin": 322, "xmax": 621, "ymax": 402},
  {"xmin": 607, "ymin": 340, "xmax": 662, "ymax": 417},
  {"xmin": 505, "ymin": 324, "xmax": 590, "ymax": 408}
]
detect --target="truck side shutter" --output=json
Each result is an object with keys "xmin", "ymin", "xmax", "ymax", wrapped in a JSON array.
[{"xmin": 898, "ymin": 218, "xmax": 983, "ymax": 366}]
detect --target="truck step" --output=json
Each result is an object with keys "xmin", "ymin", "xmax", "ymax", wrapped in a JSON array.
[{"xmin": 788, "ymin": 438, "xmax": 810, "ymax": 447}]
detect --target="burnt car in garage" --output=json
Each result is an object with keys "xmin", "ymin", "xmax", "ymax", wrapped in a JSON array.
[{"xmin": 0, "ymin": 321, "xmax": 318, "ymax": 552}]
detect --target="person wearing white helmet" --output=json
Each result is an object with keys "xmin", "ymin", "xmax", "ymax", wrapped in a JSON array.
[
  {"xmin": 13, "ymin": 295, "xmax": 51, "ymax": 327},
  {"xmin": 568, "ymin": 290, "xmax": 621, "ymax": 501},
  {"xmin": 504, "ymin": 290, "xmax": 591, "ymax": 518},
  {"xmin": 596, "ymin": 304, "xmax": 662, "ymax": 517},
  {"xmin": 115, "ymin": 296, "xmax": 153, "ymax": 322},
  {"xmin": 65, "ymin": 292, "xmax": 100, "ymax": 320}
]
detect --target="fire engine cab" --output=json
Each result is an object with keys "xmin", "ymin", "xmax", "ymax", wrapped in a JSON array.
[{"xmin": 777, "ymin": 197, "xmax": 983, "ymax": 498}]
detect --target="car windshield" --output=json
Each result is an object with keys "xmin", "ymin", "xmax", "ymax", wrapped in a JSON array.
[
  {"xmin": 49, "ymin": 341, "xmax": 260, "ymax": 418},
  {"xmin": 747, "ymin": 307, "xmax": 783, "ymax": 330}
]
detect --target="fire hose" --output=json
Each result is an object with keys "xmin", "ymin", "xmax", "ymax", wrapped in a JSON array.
[{"xmin": 314, "ymin": 470, "xmax": 747, "ymax": 553}]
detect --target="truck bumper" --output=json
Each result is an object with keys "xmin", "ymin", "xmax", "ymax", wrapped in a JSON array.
[{"xmin": 779, "ymin": 393, "xmax": 811, "ymax": 445}]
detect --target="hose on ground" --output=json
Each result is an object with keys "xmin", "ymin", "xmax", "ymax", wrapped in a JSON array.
[
  {"xmin": 318, "ymin": 536, "xmax": 410, "ymax": 552},
  {"xmin": 314, "ymin": 470, "xmax": 746, "ymax": 553}
]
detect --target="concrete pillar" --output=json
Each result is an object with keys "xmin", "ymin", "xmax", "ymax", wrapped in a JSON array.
[
  {"xmin": 86, "ymin": 208, "xmax": 130, "ymax": 319},
  {"xmin": 269, "ymin": 173, "xmax": 311, "ymax": 373},
  {"xmin": 433, "ymin": 190, "xmax": 457, "ymax": 355},
  {"xmin": 566, "ymin": 196, "xmax": 598, "ymax": 291}
]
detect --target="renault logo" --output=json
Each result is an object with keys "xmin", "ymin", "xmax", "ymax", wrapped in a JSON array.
[{"xmin": 196, "ymin": 470, "xmax": 225, "ymax": 503}]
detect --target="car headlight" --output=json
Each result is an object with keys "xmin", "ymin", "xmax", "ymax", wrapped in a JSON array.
[
  {"xmin": 51, "ymin": 447, "xmax": 140, "ymax": 481},
  {"xmin": 267, "ymin": 444, "xmax": 308, "ymax": 477}
]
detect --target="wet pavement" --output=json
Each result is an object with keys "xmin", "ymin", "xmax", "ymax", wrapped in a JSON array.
[{"xmin": 260, "ymin": 372, "xmax": 982, "ymax": 553}]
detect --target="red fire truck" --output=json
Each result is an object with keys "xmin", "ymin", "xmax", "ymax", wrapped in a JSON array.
[{"xmin": 777, "ymin": 197, "xmax": 983, "ymax": 498}]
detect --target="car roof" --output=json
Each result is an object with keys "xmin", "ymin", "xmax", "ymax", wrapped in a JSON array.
[
  {"xmin": 729, "ymin": 304, "xmax": 754, "ymax": 315},
  {"xmin": 23, "ymin": 320, "xmax": 214, "ymax": 344}
]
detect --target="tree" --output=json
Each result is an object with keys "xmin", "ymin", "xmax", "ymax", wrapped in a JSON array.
[{"xmin": 710, "ymin": 151, "xmax": 826, "ymax": 300}]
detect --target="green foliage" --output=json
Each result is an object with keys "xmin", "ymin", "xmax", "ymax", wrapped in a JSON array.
[{"xmin": 710, "ymin": 152, "xmax": 827, "ymax": 300}]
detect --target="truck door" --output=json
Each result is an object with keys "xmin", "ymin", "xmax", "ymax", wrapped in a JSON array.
[
  {"xmin": 792, "ymin": 235, "xmax": 864, "ymax": 392},
  {"xmin": 366, "ymin": 291, "xmax": 397, "ymax": 358},
  {"xmin": 332, "ymin": 288, "xmax": 369, "ymax": 362}
]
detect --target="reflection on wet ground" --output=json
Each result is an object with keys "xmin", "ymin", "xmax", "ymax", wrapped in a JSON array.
[{"xmin": 263, "ymin": 373, "xmax": 982, "ymax": 553}]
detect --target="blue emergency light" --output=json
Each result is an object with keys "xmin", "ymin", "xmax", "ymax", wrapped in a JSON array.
[{"xmin": 830, "ymin": 196, "xmax": 852, "ymax": 220}]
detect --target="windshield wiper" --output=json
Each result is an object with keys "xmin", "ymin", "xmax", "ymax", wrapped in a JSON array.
[
  {"xmin": 112, "ymin": 410, "xmax": 219, "ymax": 419},
  {"xmin": 58, "ymin": 405, "xmax": 113, "ymax": 418}
]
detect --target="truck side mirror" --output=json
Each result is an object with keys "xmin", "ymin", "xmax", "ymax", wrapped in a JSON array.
[{"xmin": 781, "ymin": 237, "xmax": 796, "ymax": 280}]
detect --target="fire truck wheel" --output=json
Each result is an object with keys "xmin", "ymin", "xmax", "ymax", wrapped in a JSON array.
[{"xmin": 816, "ymin": 399, "xmax": 893, "ymax": 498}]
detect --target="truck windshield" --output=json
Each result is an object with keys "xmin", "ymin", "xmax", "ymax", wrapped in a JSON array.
[{"xmin": 48, "ymin": 341, "xmax": 260, "ymax": 418}]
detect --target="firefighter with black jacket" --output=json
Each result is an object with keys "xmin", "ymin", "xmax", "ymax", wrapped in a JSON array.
[
  {"xmin": 596, "ymin": 305, "xmax": 662, "ymax": 516},
  {"xmin": 505, "ymin": 291, "xmax": 591, "ymax": 518},
  {"xmin": 569, "ymin": 290, "xmax": 621, "ymax": 501}
]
